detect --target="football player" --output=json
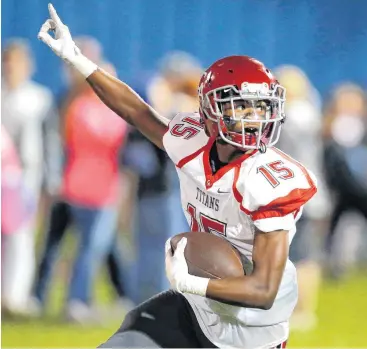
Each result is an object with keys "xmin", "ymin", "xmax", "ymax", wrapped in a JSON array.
[{"xmin": 38, "ymin": 4, "xmax": 317, "ymax": 348}]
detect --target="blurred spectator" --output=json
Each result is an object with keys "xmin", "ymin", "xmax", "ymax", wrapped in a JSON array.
[
  {"xmin": 1, "ymin": 126, "xmax": 31, "ymax": 235},
  {"xmin": 31, "ymin": 37, "xmax": 132, "ymax": 323},
  {"xmin": 322, "ymin": 83, "xmax": 367, "ymax": 276},
  {"xmin": 275, "ymin": 65, "xmax": 331, "ymax": 331},
  {"xmin": 147, "ymin": 51, "xmax": 202, "ymax": 116},
  {"xmin": 121, "ymin": 51, "xmax": 201, "ymax": 303},
  {"xmin": 1, "ymin": 39, "xmax": 54, "ymax": 314},
  {"xmin": 121, "ymin": 126, "xmax": 171, "ymax": 304},
  {"xmin": 148, "ymin": 51, "xmax": 201, "ymax": 240},
  {"xmin": 62, "ymin": 62, "xmax": 128, "ymax": 321},
  {"xmin": 1, "ymin": 126, "xmax": 34, "ymax": 307}
]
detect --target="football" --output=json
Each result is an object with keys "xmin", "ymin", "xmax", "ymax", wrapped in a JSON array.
[{"xmin": 170, "ymin": 232, "xmax": 245, "ymax": 279}]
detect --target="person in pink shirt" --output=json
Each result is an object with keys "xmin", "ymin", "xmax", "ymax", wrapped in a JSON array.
[
  {"xmin": 62, "ymin": 84, "xmax": 126, "ymax": 207},
  {"xmin": 61, "ymin": 72, "xmax": 128, "ymax": 316},
  {"xmin": 34, "ymin": 59, "xmax": 128, "ymax": 319},
  {"xmin": 32, "ymin": 39, "xmax": 132, "ymax": 322}
]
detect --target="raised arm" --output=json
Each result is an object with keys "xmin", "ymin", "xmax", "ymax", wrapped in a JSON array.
[
  {"xmin": 86, "ymin": 70, "xmax": 168, "ymax": 149},
  {"xmin": 38, "ymin": 3, "xmax": 168, "ymax": 149}
]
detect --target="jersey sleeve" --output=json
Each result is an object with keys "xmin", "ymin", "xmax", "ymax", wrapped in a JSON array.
[
  {"xmin": 241, "ymin": 149, "xmax": 318, "ymax": 232},
  {"xmin": 162, "ymin": 112, "xmax": 208, "ymax": 166}
]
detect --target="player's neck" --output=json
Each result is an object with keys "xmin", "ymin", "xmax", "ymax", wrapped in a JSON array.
[{"xmin": 215, "ymin": 141, "xmax": 252, "ymax": 163}]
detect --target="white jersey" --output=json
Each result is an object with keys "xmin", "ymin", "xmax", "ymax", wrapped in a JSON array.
[{"xmin": 163, "ymin": 112, "xmax": 317, "ymax": 349}]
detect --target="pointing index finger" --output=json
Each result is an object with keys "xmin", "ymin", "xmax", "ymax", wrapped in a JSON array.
[
  {"xmin": 48, "ymin": 3, "xmax": 63, "ymax": 26},
  {"xmin": 165, "ymin": 238, "xmax": 172, "ymax": 255}
]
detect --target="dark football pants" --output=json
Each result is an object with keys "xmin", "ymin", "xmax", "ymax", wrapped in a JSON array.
[{"xmin": 98, "ymin": 290, "xmax": 217, "ymax": 348}]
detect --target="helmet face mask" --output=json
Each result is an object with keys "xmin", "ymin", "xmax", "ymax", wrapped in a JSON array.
[{"xmin": 198, "ymin": 56, "xmax": 286, "ymax": 151}]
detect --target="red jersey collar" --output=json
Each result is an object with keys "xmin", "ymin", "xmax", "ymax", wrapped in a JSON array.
[{"xmin": 203, "ymin": 137, "xmax": 258, "ymax": 189}]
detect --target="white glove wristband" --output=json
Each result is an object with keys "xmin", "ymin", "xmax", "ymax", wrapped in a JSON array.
[
  {"xmin": 67, "ymin": 48, "xmax": 98, "ymax": 78},
  {"xmin": 183, "ymin": 275, "xmax": 209, "ymax": 297},
  {"xmin": 38, "ymin": 5, "xmax": 98, "ymax": 79}
]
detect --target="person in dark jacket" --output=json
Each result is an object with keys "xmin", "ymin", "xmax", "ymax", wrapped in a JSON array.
[{"xmin": 322, "ymin": 83, "xmax": 367, "ymax": 273}]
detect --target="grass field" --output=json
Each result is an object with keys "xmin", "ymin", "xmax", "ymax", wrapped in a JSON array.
[{"xmin": 2, "ymin": 271, "xmax": 367, "ymax": 348}]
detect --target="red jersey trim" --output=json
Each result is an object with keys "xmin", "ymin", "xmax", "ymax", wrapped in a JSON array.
[
  {"xmin": 176, "ymin": 144, "xmax": 207, "ymax": 169},
  {"xmin": 203, "ymin": 137, "xmax": 258, "ymax": 189},
  {"xmin": 251, "ymin": 186, "xmax": 317, "ymax": 221},
  {"xmin": 293, "ymin": 207, "xmax": 301, "ymax": 218}
]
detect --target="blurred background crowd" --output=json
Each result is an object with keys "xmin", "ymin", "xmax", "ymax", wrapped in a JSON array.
[{"xmin": 1, "ymin": 0, "xmax": 367, "ymax": 348}]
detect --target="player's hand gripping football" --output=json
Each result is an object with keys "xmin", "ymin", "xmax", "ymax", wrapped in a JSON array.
[
  {"xmin": 38, "ymin": 3, "xmax": 97, "ymax": 77},
  {"xmin": 165, "ymin": 237, "xmax": 209, "ymax": 297}
]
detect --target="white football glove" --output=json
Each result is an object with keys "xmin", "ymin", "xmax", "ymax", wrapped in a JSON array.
[
  {"xmin": 38, "ymin": 3, "xmax": 97, "ymax": 78},
  {"xmin": 165, "ymin": 237, "xmax": 209, "ymax": 297}
]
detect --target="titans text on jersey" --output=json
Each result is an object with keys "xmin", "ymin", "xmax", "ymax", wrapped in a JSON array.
[{"xmin": 196, "ymin": 187, "xmax": 220, "ymax": 212}]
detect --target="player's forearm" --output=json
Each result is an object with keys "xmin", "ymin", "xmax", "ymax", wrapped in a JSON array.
[
  {"xmin": 206, "ymin": 275, "xmax": 277, "ymax": 310},
  {"xmin": 207, "ymin": 229, "xmax": 288, "ymax": 309},
  {"xmin": 87, "ymin": 69, "xmax": 168, "ymax": 148}
]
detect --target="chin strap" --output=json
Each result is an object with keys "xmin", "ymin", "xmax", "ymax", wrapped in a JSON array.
[{"xmin": 259, "ymin": 141, "xmax": 267, "ymax": 153}]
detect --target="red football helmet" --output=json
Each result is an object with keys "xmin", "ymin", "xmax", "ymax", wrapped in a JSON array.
[{"xmin": 198, "ymin": 55, "xmax": 286, "ymax": 151}]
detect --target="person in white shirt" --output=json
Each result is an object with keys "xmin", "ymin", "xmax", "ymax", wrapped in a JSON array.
[{"xmin": 1, "ymin": 39, "xmax": 54, "ymax": 314}]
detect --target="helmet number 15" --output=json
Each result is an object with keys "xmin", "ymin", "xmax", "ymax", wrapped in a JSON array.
[{"xmin": 257, "ymin": 160, "xmax": 294, "ymax": 188}]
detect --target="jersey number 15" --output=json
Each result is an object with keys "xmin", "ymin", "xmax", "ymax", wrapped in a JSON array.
[
  {"xmin": 170, "ymin": 116, "xmax": 203, "ymax": 139},
  {"xmin": 187, "ymin": 203, "xmax": 227, "ymax": 236},
  {"xmin": 257, "ymin": 160, "xmax": 294, "ymax": 188}
]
